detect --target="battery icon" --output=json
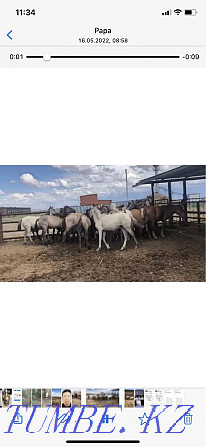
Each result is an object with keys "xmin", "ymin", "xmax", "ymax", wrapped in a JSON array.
[{"xmin": 184, "ymin": 9, "xmax": 198, "ymax": 15}]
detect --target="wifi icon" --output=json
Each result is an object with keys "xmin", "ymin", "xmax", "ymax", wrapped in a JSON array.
[{"xmin": 174, "ymin": 9, "xmax": 182, "ymax": 15}]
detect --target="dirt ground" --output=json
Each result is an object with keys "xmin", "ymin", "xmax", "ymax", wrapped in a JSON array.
[{"xmin": 0, "ymin": 225, "xmax": 205, "ymax": 282}]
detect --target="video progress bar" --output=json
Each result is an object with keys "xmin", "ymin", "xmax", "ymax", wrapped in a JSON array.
[
  {"xmin": 26, "ymin": 55, "xmax": 180, "ymax": 59},
  {"xmin": 66, "ymin": 441, "xmax": 140, "ymax": 444}
]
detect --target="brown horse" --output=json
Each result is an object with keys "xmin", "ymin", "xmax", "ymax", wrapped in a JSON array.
[
  {"xmin": 145, "ymin": 204, "xmax": 187, "ymax": 239},
  {"xmin": 130, "ymin": 208, "xmax": 148, "ymax": 239}
]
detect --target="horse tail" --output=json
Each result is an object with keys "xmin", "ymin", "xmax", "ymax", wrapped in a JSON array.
[
  {"xmin": 130, "ymin": 214, "xmax": 144, "ymax": 230},
  {"xmin": 17, "ymin": 220, "xmax": 22, "ymax": 231},
  {"xmin": 61, "ymin": 218, "xmax": 66, "ymax": 232},
  {"xmin": 33, "ymin": 219, "xmax": 39, "ymax": 233}
]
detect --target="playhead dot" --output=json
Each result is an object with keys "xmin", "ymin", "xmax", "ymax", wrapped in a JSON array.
[{"xmin": 43, "ymin": 54, "xmax": 51, "ymax": 62}]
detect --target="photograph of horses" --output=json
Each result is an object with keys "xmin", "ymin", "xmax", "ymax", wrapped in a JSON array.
[
  {"xmin": 0, "ymin": 165, "xmax": 205, "ymax": 282},
  {"xmin": 86, "ymin": 389, "xmax": 119, "ymax": 407}
]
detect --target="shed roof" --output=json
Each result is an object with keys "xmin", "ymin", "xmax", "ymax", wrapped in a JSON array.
[{"xmin": 132, "ymin": 165, "xmax": 206, "ymax": 187}]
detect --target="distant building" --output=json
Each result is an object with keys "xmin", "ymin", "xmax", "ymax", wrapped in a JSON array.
[
  {"xmin": 80, "ymin": 194, "xmax": 112, "ymax": 207},
  {"xmin": 0, "ymin": 207, "xmax": 31, "ymax": 215}
]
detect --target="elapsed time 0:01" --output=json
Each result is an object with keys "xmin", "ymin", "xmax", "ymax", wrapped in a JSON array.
[{"xmin": 10, "ymin": 54, "xmax": 23, "ymax": 60}]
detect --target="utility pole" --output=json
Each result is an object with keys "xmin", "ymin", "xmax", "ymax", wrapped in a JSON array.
[
  {"xmin": 125, "ymin": 169, "xmax": 129, "ymax": 201},
  {"xmin": 153, "ymin": 165, "xmax": 160, "ymax": 194}
]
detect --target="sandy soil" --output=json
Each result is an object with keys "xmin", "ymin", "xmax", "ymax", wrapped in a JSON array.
[{"xmin": 0, "ymin": 226, "xmax": 205, "ymax": 282}]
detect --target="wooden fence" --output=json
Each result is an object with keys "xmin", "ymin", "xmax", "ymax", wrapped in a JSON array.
[{"xmin": 0, "ymin": 199, "xmax": 205, "ymax": 243}]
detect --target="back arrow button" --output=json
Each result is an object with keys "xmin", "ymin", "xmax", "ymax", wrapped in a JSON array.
[{"xmin": 7, "ymin": 30, "xmax": 13, "ymax": 40}]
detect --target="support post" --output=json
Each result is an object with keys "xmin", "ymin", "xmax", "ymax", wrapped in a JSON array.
[
  {"xmin": 183, "ymin": 179, "xmax": 188, "ymax": 222},
  {"xmin": 168, "ymin": 181, "xmax": 172, "ymax": 203},
  {"xmin": 168, "ymin": 181, "xmax": 173, "ymax": 224},
  {"xmin": 151, "ymin": 183, "xmax": 155, "ymax": 205},
  {"xmin": 0, "ymin": 214, "xmax": 3, "ymax": 243},
  {"xmin": 197, "ymin": 201, "xmax": 200, "ymax": 232}
]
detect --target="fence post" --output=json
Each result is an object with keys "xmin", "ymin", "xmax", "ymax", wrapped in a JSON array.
[
  {"xmin": 197, "ymin": 201, "xmax": 200, "ymax": 224},
  {"xmin": 0, "ymin": 213, "xmax": 3, "ymax": 243}
]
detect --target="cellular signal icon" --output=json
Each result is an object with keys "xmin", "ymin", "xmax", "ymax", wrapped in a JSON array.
[
  {"xmin": 174, "ymin": 9, "xmax": 182, "ymax": 15},
  {"xmin": 162, "ymin": 10, "xmax": 172, "ymax": 15}
]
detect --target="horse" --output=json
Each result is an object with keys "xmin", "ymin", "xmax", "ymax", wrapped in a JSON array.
[
  {"xmin": 51, "ymin": 205, "xmax": 76, "ymax": 217},
  {"xmin": 145, "ymin": 204, "xmax": 187, "ymax": 239},
  {"xmin": 17, "ymin": 206, "xmax": 53, "ymax": 244},
  {"xmin": 17, "ymin": 215, "xmax": 41, "ymax": 244},
  {"xmin": 49, "ymin": 206, "xmax": 76, "ymax": 239},
  {"xmin": 36, "ymin": 206, "xmax": 77, "ymax": 243},
  {"xmin": 62, "ymin": 213, "xmax": 91, "ymax": 251},
  {"xmin": 130, "ymin": 208, "xmax": 148, "ymax": 238},
  {"xmin": 89, "ymin": 206, "xmax": 138, "ymax": 251},
  {"xmin": 36, "ymin": 214, "xmax": 65, "ymax": 244}
]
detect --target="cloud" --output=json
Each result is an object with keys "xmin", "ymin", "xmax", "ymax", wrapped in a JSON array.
[
  {"xmin": 59, "ymin": 178, "xmax": 69, "ymax": 188},
  {"xmin": 20, "ymin": 173, "xmax": 57, "ymax": 188},
  {"xmin": 10, "ymin": 180, "xmax": 16, "ymax": 184},
  {"xmin": 11, "ymin": 193, "xmax": 34, "ymax": 199},
  {"xmin": 0, "ymin": 189, "xmax": 5, "ymax": 195}
]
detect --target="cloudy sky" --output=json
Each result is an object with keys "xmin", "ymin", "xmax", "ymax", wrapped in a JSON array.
[{"xmin": 0, "ymin": 165, "xmax": 205, "ymax": 210}]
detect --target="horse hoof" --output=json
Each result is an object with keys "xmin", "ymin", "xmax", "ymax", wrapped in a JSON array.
[
  {"xmin": 96, "ymin": 248, "xmax": 101, "ymax": 252},
  {"xmin": 107, "ymin": 246, "xmax": 110, "ymax": 250}
]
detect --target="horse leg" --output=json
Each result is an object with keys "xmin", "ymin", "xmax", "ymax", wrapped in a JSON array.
[
  {"xmin": 103, "ymin": 231, "xmax": 110, "ymax": 249},
  {"xmin": 120, "ymin": 228, "xmax": 128, "ymax": 250},
  {"xmin": 96, "ymin": 229, "xmax": 102, "ymax": 251},
  {"xmin": 145, "ymin": 222, "xmax": 150, "ymax": 239},
  {"xmin": 62, "ymin": 229, "xmax": 67, "ymax": 244},
  {"xmin": 47, "ymin": 227, "xmax": 51, "ymax": 243},
  {"xmin": 125, "ymin": 227, "xmax": 138, "ymax": 248},
  {"xmin": 152, "ymin": 229, "xmax": 157, "ymax": 239},
  {"xmin": 28, "ymin": 231, "xmax": 34, "ymax": 244},
  {"xmin": 85, "ymin": 228, "xmax": 91, "ymax": 249},
  {"xmin": 42, "ymin": 229, "xmax": 48, "ymax": 245},
  {"xmin": 161, "ymin": 220, "xmax": 165, "ymax": 237},
  {"xmin": 24, "ymin": 229, "xmax": 27, "ymax": 244},
  {"xmin": 150, "ymin": 219, "xmax": 157, "ymax": 239},
  {"xmin": 77, "ymin": 228, "xmax": 82, "ymax": 252}
]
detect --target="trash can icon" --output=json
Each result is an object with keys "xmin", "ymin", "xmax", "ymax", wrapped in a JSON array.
[{"xmin": 184, "ymin": 413, "xmax": 193, "ymax": 425}]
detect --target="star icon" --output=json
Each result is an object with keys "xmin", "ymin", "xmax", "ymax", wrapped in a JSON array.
[{"xmin": 138, "ymin": 413, "xmax": 149, "ymax": 426}]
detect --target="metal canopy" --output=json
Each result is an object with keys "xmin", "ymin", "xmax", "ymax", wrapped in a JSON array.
[{"xmin": 132, "ymin": 165, "xmax": 206, "ymax": 187}]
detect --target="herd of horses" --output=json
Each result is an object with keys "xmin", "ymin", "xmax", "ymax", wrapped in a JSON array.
[{"xmin": 17, "ymin": 201, "xmax": 187, "ymax": 251}]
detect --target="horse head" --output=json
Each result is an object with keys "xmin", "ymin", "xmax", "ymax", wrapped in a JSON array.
[
  {"xmin": 47, "ymin": 206, "xmax": 55, "ymax": 215},
  {"xmin": 173, "ymin": 204, "xmax": 187, "ymax": 222}
]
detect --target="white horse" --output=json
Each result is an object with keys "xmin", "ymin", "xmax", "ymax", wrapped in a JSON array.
[
  {"xmin": 89, "ymin": 206, "xmax": 138, "ymax": 251},
  {"xmin": 18, "ymin": 215, "xmax": 40, "ymax": 244}
]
